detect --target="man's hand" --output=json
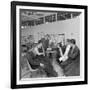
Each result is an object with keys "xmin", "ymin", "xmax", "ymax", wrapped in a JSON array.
[
  {"xmin": 59, "ymin": 56, "xmax": 68, "ymax": 62},
  {"xmin": 59, "ymin": 57, "xmax": 63, "ymax": 62},
  {"xmin": 40, "ymin": 63, "xmax": 44, "ymax": 67}
]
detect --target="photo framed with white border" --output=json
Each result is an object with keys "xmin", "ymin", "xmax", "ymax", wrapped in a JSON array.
[{"xmin": 11, "ymin": 1, "xmax": 88, "ymax": 89}]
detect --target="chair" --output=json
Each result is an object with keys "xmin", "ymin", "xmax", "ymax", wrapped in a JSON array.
[{"xmin": 26, "ymin": 59, "xmax": 38, "ymax": 72}]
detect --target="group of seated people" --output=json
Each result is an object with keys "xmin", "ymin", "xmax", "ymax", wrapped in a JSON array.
[
  {"xmin": 21, "ymin": 34, "xmax": 80, "ymax": 78},
  {"xmin": 57, "ymin": 39, "xmax": 80, "ymax": 76}
]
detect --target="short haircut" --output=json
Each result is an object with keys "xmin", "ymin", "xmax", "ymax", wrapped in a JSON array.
[
  {"xmin": 38, "ymin": 40, "xmax": 42, "ymax": 44},
  {"xmin": 21, "ymin": 44, "xmax": 29, "ymax": 52},
  {"xmin": 70, "ymin": 39, "xmax": 76, "ymax": 44},
  {"xmin": 67, "ymin": 39, "xmax": 71, "ymax": 42},
  {"xmin": 21, "ymin": 44, "xmax": 27, "ymax": 47}
]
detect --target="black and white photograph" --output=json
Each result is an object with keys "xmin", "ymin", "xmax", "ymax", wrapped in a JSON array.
[
  {"xmin": 11, "ymin": 1, "xmax": 87, "ymax": 89},
  {"xmin": 20, "ymin": 10, "xmax": 81, "ymax": 78}
]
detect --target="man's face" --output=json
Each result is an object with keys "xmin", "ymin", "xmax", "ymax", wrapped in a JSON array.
[
  {"xmin": 61, "ymin": 42, "xmax": 64, "ymax": 46},
  {"xmin": 22, "ymin": 52, "xmax": 26, "ymax": 56},
  {"xmin": 22, "ymin": 46, "xmax": 27, "ymax": 52},
  {"xmin": 71, "ymin": 43, "xmax": 75, "ymax": 47},
  {"xmin": 45, "ymin": 36, "xmax": 48, "ymax": 40},
  {"xmin": 66, "ymin": 41, "xmax": 70, "ymax": 45},
  {"xmin": 57, "ymin": 44, "xmax": 60, "ymax": 48}
]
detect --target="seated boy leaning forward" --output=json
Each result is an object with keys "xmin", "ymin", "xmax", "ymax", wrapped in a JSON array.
[{"xmin": 26, "ymin": 42, "xmax": 58, "ymax": 77}]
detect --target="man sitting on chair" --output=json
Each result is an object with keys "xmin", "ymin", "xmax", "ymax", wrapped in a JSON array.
[
  {"xmin": 26, "ymin": 42, "xmax": 58, "ymax": 77},
  {"xmin": 58, "ymin": 39, "xmax": 80, "ymax": 76}
]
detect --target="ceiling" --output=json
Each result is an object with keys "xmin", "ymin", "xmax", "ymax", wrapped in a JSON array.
[
  {"xmin": 21, "ymin": 10, "xmax": 81, "ymax": 21},
  {"xmin": 21, "ymin": 10, "xmax": 57, "ymax": 21},
  {"xmin": 20, "ymin": 9, "xmax": 81, "ymax": 27}
]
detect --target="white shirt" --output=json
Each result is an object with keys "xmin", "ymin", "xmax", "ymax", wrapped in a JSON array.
[{"xmin": 59, "ymin": 45, "xmax": 71, "ymax": 62}]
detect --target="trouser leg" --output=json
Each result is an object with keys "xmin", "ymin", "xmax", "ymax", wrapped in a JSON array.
[
  {"xmin": 44, "ymin": 63, "xmax": 58, "ymax": 77},
  {"xmin": 36, "ymin": 55, "xmax": 58, "ymax": 77}
]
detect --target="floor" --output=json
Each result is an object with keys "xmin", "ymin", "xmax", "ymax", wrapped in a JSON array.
[{"xmin": 21, "ymin": 57, "xmax": 64, "ymax": 79}]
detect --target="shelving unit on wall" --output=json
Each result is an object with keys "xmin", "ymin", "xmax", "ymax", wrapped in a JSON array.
[{"xmin": 37, "ymin": 32, "xmax": 65, "ymax": 45}]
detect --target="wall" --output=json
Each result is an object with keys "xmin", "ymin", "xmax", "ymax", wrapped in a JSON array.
[{"xmin": 22, "ymin": 15, "xmax": 81, "ymax": 48}]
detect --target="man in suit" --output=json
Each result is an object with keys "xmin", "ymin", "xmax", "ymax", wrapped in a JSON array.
[
  {"xmin": 60, "ymin": 39, "xmax": 80, "ymax": 76},
  {"xmin": 39, "ymin": 34, "xmax": 50, "ymax": 52},
  {"xmin": 26, "ymin": 42, "xmax": 58, "ymax": 77}
]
